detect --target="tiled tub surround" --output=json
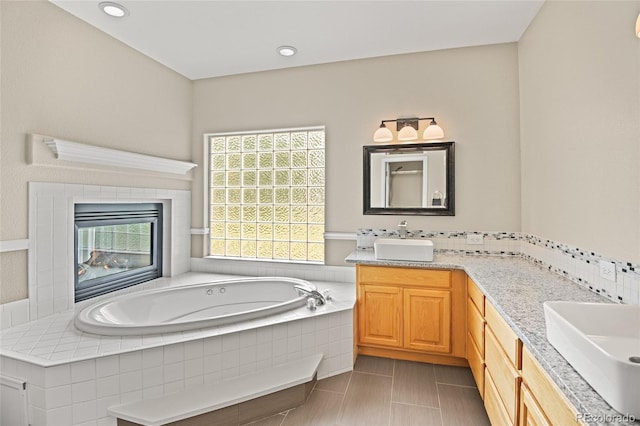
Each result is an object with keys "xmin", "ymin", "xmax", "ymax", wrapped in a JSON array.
[
  {"xmin": 346, "ymin": 251, "xmax": 636, "ymax": 426},
  {"xmin": 356, "ymin": 229, "xmax": 640, "ymax": 305},
  {"xmin": 0, "ymin": 272, "xmax": 355, "ymax": 426}
]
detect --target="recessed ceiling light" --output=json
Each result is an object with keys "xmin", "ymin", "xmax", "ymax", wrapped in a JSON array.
[
  {"xmin": 277, "ymin": 46, "xmax": 297, "ymax": 57},
  {"xmin": 99, "ymin": 2, "xmax": 129, "ymax": 18}
]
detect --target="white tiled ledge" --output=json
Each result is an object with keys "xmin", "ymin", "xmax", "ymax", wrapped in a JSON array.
[
  {"xmin": 0, "ymin": 272, "xmax": 356, "ymax": 367},
  {"xmin": 0, "ymin": 239, "xmax": 29, "ymax": 253},
  {"xmin": 0, "ymin": 299, "xmax": 30, "ymax": 330}
]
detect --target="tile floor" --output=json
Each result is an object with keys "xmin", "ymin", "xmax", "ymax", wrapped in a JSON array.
[{"xmin": 246, "ymin": 355, "xmax": 491, "ymax": 426}]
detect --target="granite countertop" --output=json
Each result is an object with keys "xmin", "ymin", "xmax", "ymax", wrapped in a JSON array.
[{"xmin": 346, "ymin": 249, "xmax": 637, "ymax": 426}]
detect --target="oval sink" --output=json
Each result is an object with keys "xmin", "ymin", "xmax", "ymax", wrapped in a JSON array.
[
  {"xmin": 543, "ymin": 301, "xmax": 640, "ymax": 417},
  {"xmin": 373, "ymin": 238, "xmax": 434, "ymax": 262}
]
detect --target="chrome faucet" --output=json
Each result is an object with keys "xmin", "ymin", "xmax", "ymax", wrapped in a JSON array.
[
  {"xmin": 294, "ymin": 284, "xmax": 327, "ymax": 306},
  {"xmin": 398, "ymin": 220, "xmax": 408, "ymax": 239}
]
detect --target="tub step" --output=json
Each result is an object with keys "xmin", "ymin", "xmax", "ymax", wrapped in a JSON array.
[{"xmin": 109, "ymin": 353, "xmax": 323, "ymax": 426}]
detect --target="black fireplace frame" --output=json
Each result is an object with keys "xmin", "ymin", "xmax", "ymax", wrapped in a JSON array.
[{"xmin": 74, "ymin": 203, "xmax": 163, "ymax": 302}]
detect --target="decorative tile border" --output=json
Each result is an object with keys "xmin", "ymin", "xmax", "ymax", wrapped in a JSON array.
[{"xmin": 357, "ymin": 229, "xmax": 640, "ymax": 305}]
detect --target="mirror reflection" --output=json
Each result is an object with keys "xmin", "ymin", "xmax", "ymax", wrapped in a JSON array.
[{"xmin": 363, "ymin": 142, "xmax": 455, "ymax": 215}]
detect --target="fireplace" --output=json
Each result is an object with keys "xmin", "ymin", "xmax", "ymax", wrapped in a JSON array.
[{"xmin": 74, "ymin": 203, "xmax": 163, "ymax": 302}]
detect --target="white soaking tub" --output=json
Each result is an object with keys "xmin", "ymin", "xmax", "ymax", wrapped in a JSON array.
[{"xmin": 75, "ymin": 277, "xmax": 312, "ymax": 335}]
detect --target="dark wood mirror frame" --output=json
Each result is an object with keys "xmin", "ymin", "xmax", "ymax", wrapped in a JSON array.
[{"xmin": 363, "ymin": 141, "xmax": 455, "ymax": 216}]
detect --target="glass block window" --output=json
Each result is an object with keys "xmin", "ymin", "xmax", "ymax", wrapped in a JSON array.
[{"xmin": 208, "ymin": 127, "xmax": 325, "ymax": 263}]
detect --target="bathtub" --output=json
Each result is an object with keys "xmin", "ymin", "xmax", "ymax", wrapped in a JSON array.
[{"xmin": 75, "ymin": 277, "xmax": 312, "ymax": 335}]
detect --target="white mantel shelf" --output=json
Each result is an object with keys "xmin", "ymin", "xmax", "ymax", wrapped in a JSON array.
[{"xmin": 44, "ymin": 138, "xmax": 197, "ymax": 175}]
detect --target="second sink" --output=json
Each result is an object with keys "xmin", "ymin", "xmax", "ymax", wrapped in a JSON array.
[
  {"xmin": 374, "ymin": 238, "xmax": 434, "ymax": 262},
  {"xmin": 544, "ymin": 301, "xmax": 640, "ymax": 418}
]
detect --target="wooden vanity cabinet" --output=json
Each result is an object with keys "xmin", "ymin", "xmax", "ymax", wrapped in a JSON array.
[
  {"xmin": 466, "ymin": 277, "xmax": 486, "ymax": 398},
  {"xmin": 356, "ymin": 265, "xmax": 466, "ymax": 365},
  {"xmin": 465, "ymin": 279, "xmax": 585, "ymax": 426},
  {"xmin": 483, "ymin": 299, "xmax": 522, "ymax": 426},
  {"xmin": 520, "ymin": 346, "xmax": 584, "ymax": 426}
]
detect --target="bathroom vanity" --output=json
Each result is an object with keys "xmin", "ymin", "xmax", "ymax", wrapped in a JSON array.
[
  {"xmin": 356, "ymin": 265, "xmax": 467, "ymax": 365},
  {"xmin": 346, "ymin": 250, "xmax": 636, "ymax": 426}
]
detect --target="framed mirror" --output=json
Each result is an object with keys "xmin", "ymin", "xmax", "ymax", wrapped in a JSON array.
[{"xmin": 363, "ymin": 141, "xmax": 455, "ymax": 215}]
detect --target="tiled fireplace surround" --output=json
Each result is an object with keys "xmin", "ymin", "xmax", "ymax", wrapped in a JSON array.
[{"xmin": 1, "ymin": 182, "xmax": 639, "ymax": 426}]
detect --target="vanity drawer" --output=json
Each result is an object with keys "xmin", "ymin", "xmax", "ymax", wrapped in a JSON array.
[
  {"xmin": 484, "ymin": 367, "xmax": 514, "ymax": 426},
  {"xmin": 520, "ymin": 383, "xmax": 552, "ymax": 426},
  {"xmin": 357, "ymin": 265, "xmax": 451, "ymax": 289},
  {"xmin": 467, "ymin": 331, "xmax": 484, "ymax": 399},
  {"xmin": 521, "ymin": 347, "xmax": 583, "ymax": 426},
  {"xmin": 485, "ymin": 301, "xmax": 521, "ymax": 368},
  {"xmin": 485, "ymin": 327, "xmax": 521, "ymax": 424},
  {"xmin": 467, "ymin": 298, "xmax": 485, "ymax": 355},
  {"xmin": 467, "ymin": 277, "xmax": 485, "ymax": 314}
]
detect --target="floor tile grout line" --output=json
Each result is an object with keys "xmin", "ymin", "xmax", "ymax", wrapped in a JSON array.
[
  {"xmin": 334, "ymin": 369, "xmax": 354, "ymax": 426},
  {"xmin": 390, "ymin": 400, "xmax": 441, "ymax": 410},
  {"xmin": 387, "ymin": 359, "xmax": 396, "ymax": 426},
  {"xmin": 277, "ymin": 410, "xmax": 287, "ymax": 426},
  {"xmin": 435, "ymin": 363, "xmax": 445, "ymax": 426},
  {"xmin": 435, "ymin": 381, "xmax": 478, "ymax": 389},
  {"xmin": 352, "ymin": 369, "xmax": 393, "ymax": 378},
  {"xmin": 313, "ymin": 387, "xmax": 347, "ymax": 396}
]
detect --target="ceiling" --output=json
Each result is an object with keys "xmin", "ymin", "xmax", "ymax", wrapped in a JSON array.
[{"xmin": 50, "ymin": 0, "xmax": 544, "ymax": 81}]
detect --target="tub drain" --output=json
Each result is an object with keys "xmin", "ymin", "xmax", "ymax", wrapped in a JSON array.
[{"xmin": 629, "ymin": 356, "xmax": 640, "ymax": 364}]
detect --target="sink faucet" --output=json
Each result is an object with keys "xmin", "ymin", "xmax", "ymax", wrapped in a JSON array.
[
  {"xmin": 294, "ymin": 284, "xmax": 327, "ymax": 305},
  {"xmin": 398, "ymin": 220, "xmax": 408, "ymax": 239}
]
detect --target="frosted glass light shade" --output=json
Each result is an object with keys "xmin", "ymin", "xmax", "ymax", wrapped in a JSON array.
[
  {"xmin": 423, "ymin": 123, "xmax": 444, "ymax": 140},
  {"xmin": 373, "ymin": 126, "xmax": 393, "ymax": 142},
  {"xmin": 636, "ymin": 13, "xmax": 640, "ymax": 38},
  {"xmin": 397, "ymin": 125, "xmax": 418, "ymax": 141}
]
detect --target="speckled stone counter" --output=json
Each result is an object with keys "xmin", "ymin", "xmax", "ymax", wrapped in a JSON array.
[{"xmin": 346, "ymin": 250, "xmax": 638, "ymax": 426}]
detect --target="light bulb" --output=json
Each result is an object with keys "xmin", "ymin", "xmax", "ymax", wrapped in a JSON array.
[
  {"xmin": 397, "ymin": 125, "xmax": 418, "ymax": 141},
  {"xmin": 423, "ymin": 121, "xmax": 444, "ymax": 140},
  {"xmin": 373, "ymin": 124, "xmax": 393, "ymax": 142},
  {"xmin": 99, "ymin": 2, "xmax": 128, "ymax": 17}
]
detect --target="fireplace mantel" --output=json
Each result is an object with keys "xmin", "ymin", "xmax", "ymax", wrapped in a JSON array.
[{"xmin": 42, "ymin": 136, "xmax": 197, "ymax": 175}]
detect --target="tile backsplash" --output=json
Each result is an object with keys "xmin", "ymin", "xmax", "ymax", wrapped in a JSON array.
[{"xmin": 357, "ymin": 229, "xmax": 640, "ymax": 305}]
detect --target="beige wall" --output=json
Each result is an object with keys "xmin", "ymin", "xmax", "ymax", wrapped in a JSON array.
[
  {"xmin": 519, "ymin": 0, "xmax": 640, "ymax": 263},
  {"xmin": 0, "ymin": 1, "xmax": 193, "ymax": 302},
  {"xmin": 192, "ymin": 44, "xmax": 523, "ymax": 264},
  {"xmin": 11, "ymin": 0, "xmax": 636, "ymax": 304}
]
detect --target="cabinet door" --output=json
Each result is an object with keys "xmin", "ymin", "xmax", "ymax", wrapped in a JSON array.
[
  {"xmin": 358, "ymin": 285, "xmax": 403, "ymax": 348},
  {"xmin": 403, "ymin": 288, "xmax": 451, "ymax": 353}
]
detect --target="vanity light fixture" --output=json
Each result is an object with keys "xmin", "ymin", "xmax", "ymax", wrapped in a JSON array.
[
  {"xmin": 277, "ymin": 46, "xmax": 297, "ymax": 57},
  {"xmin": 99, "ymin": 2, "xmax": 129, "ymax": 18},
  {"xmin": 373, "ymin": 117, "xmax": 444, "ymax": 143},
  {"xmin": 636, "ymin": 13, "xmax": 640, "ymax": 38}
]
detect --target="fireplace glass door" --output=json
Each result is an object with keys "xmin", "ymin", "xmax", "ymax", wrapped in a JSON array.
[{"xmin": 75, "ymin": 203, "xmax": 163, "ymax": 302}]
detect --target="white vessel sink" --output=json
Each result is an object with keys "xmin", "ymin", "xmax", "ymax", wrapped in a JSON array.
[
  {"xmin": 543, "ymin": 301, "xmax": 640, "ymax": 417},
  {"xmin": 373, "ymin": 238, "xmax": 434, "ymax": 262}
]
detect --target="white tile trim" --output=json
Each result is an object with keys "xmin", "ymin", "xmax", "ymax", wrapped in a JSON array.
[
  {"xmin": 0, "ymin": 299, "xmax": 30, "ymax": 329},
  {"xmin": 323, "ymin": 232, "xmax": 356, "ymax": 240},
  {"xmin": 0, "ymin": 240, "xmax": 30, "ymax": 253}
]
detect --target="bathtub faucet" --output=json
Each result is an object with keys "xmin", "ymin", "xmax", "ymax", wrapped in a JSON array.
[{"xmin": 294, "ymin": 284, "xmax": 327, "ymax": 306}]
